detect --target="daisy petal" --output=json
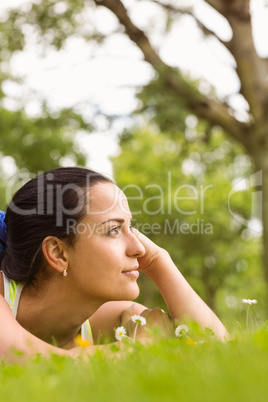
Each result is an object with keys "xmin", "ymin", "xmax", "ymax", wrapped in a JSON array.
[
  {"xmin": 115, "ymin": 326, "xmax": 127, "ymax": 341},
  {"xmin": 175, "ymin": 324, "xmax": 189, "ymax": 338},
  {"xmin": 131, "ymin": 314, "xmax": 147, "ymax": 326}
]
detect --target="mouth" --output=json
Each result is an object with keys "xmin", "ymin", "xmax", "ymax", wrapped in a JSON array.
[{"xmin": 122, "ymin": 267, "xmax": 139, "ymax": 279}]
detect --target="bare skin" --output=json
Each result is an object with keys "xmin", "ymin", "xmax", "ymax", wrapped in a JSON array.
[{"xmin": 0, "ymin": 182, "xmax": 229, "ymax": 362}]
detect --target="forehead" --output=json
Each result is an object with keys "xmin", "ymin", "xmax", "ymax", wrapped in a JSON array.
[{"xmin": 86, "ymin": 182, "xmax": 130, "ymax": 220}]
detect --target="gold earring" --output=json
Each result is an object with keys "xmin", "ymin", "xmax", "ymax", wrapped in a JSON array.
[{"xmin": 63, "ymin": 269, "xmax": 68, "ymax": 277}]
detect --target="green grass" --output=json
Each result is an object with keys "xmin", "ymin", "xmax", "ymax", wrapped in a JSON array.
[{"xmin": 1, "ymin": 324, "xmax": 268, "ymax": 402}]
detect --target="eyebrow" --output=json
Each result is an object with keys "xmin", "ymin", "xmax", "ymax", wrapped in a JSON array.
[{"xmin": 97, "ymin": 218, "xmax": 130, "ymax": 226}]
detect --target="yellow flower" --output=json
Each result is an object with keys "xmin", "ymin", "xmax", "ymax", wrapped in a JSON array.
[
  {"xmin": 186, "ymin": 338, "xmax": 196, "ymax": 347},
  {"xmin": 74, "ymin": 334, "xmax": 90, "ymax": 347}
]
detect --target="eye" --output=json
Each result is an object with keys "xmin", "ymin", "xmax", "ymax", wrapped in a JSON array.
[{"xmin": 107, "ymin": 226, "xmax": 121, "ymax": 236}]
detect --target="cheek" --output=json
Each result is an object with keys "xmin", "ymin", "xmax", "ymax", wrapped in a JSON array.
[
  {"xmin": 88, "ymin": 238, "xmax": 123, "ymax": 259},
  {"xmin": 78, "ymin": 243, "xmax": 120, "ymax": 273},
  {"xmin": 72, "ymin": 236, "xmax": 125, "ymax": 276}
]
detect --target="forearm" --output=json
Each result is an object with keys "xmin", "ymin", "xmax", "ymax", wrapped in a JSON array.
[
  {"xmin": 0, "ymin": 297, "xmax": 102, "ymax": 364},
  {"xmin": 2, "ymin": 323, "xmax": 106, "ymax": 364},
  {"xmin": 1, "ymin": 325, "xmax": 69, "ymax": 364},
  {"xmin": 145, "ymin": 249, "xmax": 229, "ymax": 341}
]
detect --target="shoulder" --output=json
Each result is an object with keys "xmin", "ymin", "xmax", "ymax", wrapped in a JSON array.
[
  {"xmin": 0, "ymin": 293, "xmax": 19, "ymax": 351},
  {"xmin": 89, "ymin": 301, "xmax": 147, "ymax": 343}
]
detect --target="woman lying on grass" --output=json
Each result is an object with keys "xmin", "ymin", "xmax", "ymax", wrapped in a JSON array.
[{"xmin": 0, "ymin": 167, "xmax": 228, "ymax": 362}]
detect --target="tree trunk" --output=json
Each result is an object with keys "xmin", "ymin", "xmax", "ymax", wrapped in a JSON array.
[
  {"xmin": 250, "ymin": 141, "xmax": 268, "ymax": 306},
  {"xmin": 262, "ymin": 166, "xmax": 268, "ymax": 291}
]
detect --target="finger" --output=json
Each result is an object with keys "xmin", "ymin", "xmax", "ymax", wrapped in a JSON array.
[
  {"xmin": 141, "ymin": 308, "xmax": 175, "ymax": 329},
  {"xmin": 120, "ymin": 310, "xmax": 134, "ymax": 325},
  {"xmin": 120, "ymin": 307, "xmax": 151, "ymax": 325},
  {"xmin": 132, "ymin": 228, "xmax": 143, "ymax": 243}
]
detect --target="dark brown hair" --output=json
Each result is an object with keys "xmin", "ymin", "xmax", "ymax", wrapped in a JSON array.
[{"xmin": 0, "ymin": 167, "xmax": 112, "ymax": 284}]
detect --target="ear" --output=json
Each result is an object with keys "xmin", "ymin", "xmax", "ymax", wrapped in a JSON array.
[{"xmin": 42, "ymin": 236, "xmax": 69, "ymax": 275}]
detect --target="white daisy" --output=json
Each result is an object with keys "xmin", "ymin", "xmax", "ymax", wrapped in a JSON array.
[
  {"xmin": 131, "ymin": 314, "xmax": 147, "ymax": 326},
  {"xmin": 175, "ymin": 324, "xmax": 189, "ymax": 338},
  {"xmin": 115, "ymin": 326, "xmax": 127, "ymax": 341},
  {"xmin": 242, "ymin": 299, "xmax": 257, "ymax": 305}
]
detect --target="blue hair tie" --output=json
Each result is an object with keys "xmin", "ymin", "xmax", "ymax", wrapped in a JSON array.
[{"xmin": 0, "ymin": 211, "xmax": 7, "ymax": 254}]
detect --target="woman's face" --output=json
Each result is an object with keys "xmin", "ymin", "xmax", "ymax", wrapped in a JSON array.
[{"xmin": 66, "ymin": 182, "xmax": 145, "ymax": 304}]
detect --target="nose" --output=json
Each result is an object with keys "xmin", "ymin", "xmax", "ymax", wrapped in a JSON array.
[{"xmin": 126, "ymin": 230, "xmax": 145, "ymax": 258}]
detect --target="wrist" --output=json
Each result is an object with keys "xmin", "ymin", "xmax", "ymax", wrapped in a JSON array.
[{"xmin": 142, "ymin": 247, "xmax": 172, "ymax": 280}]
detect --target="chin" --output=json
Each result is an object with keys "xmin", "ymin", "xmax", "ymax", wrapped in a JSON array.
[
  {"xmin": 127, "ymin": 289, "xmax": 140, "ymax": 301},
  {"xmin": 126, "ymin": 283, "xmax": 140, "ymax": 300},
  {"xmin": 116, "ymin": 284, "xmax": 140, "ymax": 301}
]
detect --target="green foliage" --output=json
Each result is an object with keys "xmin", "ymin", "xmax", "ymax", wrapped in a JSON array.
[
  {"xmin": 0, "ymin": 1, "xmax": 95, "ymax": 207},
  {"xmin": 0, "ymin": 0, "xmax": 93, "ymax": 53},
  {"xmin": 1, "ymin": 326, "xmax": 268, "ymax": 402},
  {"xmin": 137, "ymin": 76, "xmax": 188, "ymax": 134},
  {"xmin": 0, "ymin": 105, "xmax": 90, "ymax": 209},
  {"xmin": 0, "ymin": 107, "xmax": 89, "ymax": 172},
  {"xmin": 112, "ymin": 124, "xmax": 264, "ymax": 319},
  {"xmin": 136, "ymin": 66, "xmax": 212, "ymax": 136}
]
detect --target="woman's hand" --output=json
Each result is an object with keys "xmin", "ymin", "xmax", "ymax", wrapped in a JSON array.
[{"xmin": 133, "ymin": 229, "xmax": 168, "ymax": 276}]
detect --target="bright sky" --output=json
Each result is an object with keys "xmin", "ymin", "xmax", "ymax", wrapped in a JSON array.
[{"xmin": 1, "ymin": 0, "xmax": 268, "ymax": 176}]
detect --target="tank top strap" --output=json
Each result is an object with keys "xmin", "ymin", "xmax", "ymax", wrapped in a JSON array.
[
  {"xmin": 81, "ymin": 319, "xmax": 93, "ymax": 345},
  {"xmin": 1, "ymin": 271, "xmax": 24, "ymax": 318}
]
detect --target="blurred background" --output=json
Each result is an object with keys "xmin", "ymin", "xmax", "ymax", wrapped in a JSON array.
[{"xmin": 1, "ymin": 0, "xmax": 268, "ymax": 329}]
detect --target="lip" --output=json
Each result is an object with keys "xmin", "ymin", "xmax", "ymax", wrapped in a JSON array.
[{"xmin": 122, "ymin": 267, "xmax": 139, "ymax": 279}]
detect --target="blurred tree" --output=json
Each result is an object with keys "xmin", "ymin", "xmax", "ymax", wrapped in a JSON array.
[
  {"xmin": 112, "ymin": 125, "xmax": 264, "ymax": 318},
  {"xmin": 92, "ymin": 0, "xmax": 268, "ymax": 291},
  {"xmin": 1, "ymin": 0, "xmax": 268, "ymax": 300}
]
